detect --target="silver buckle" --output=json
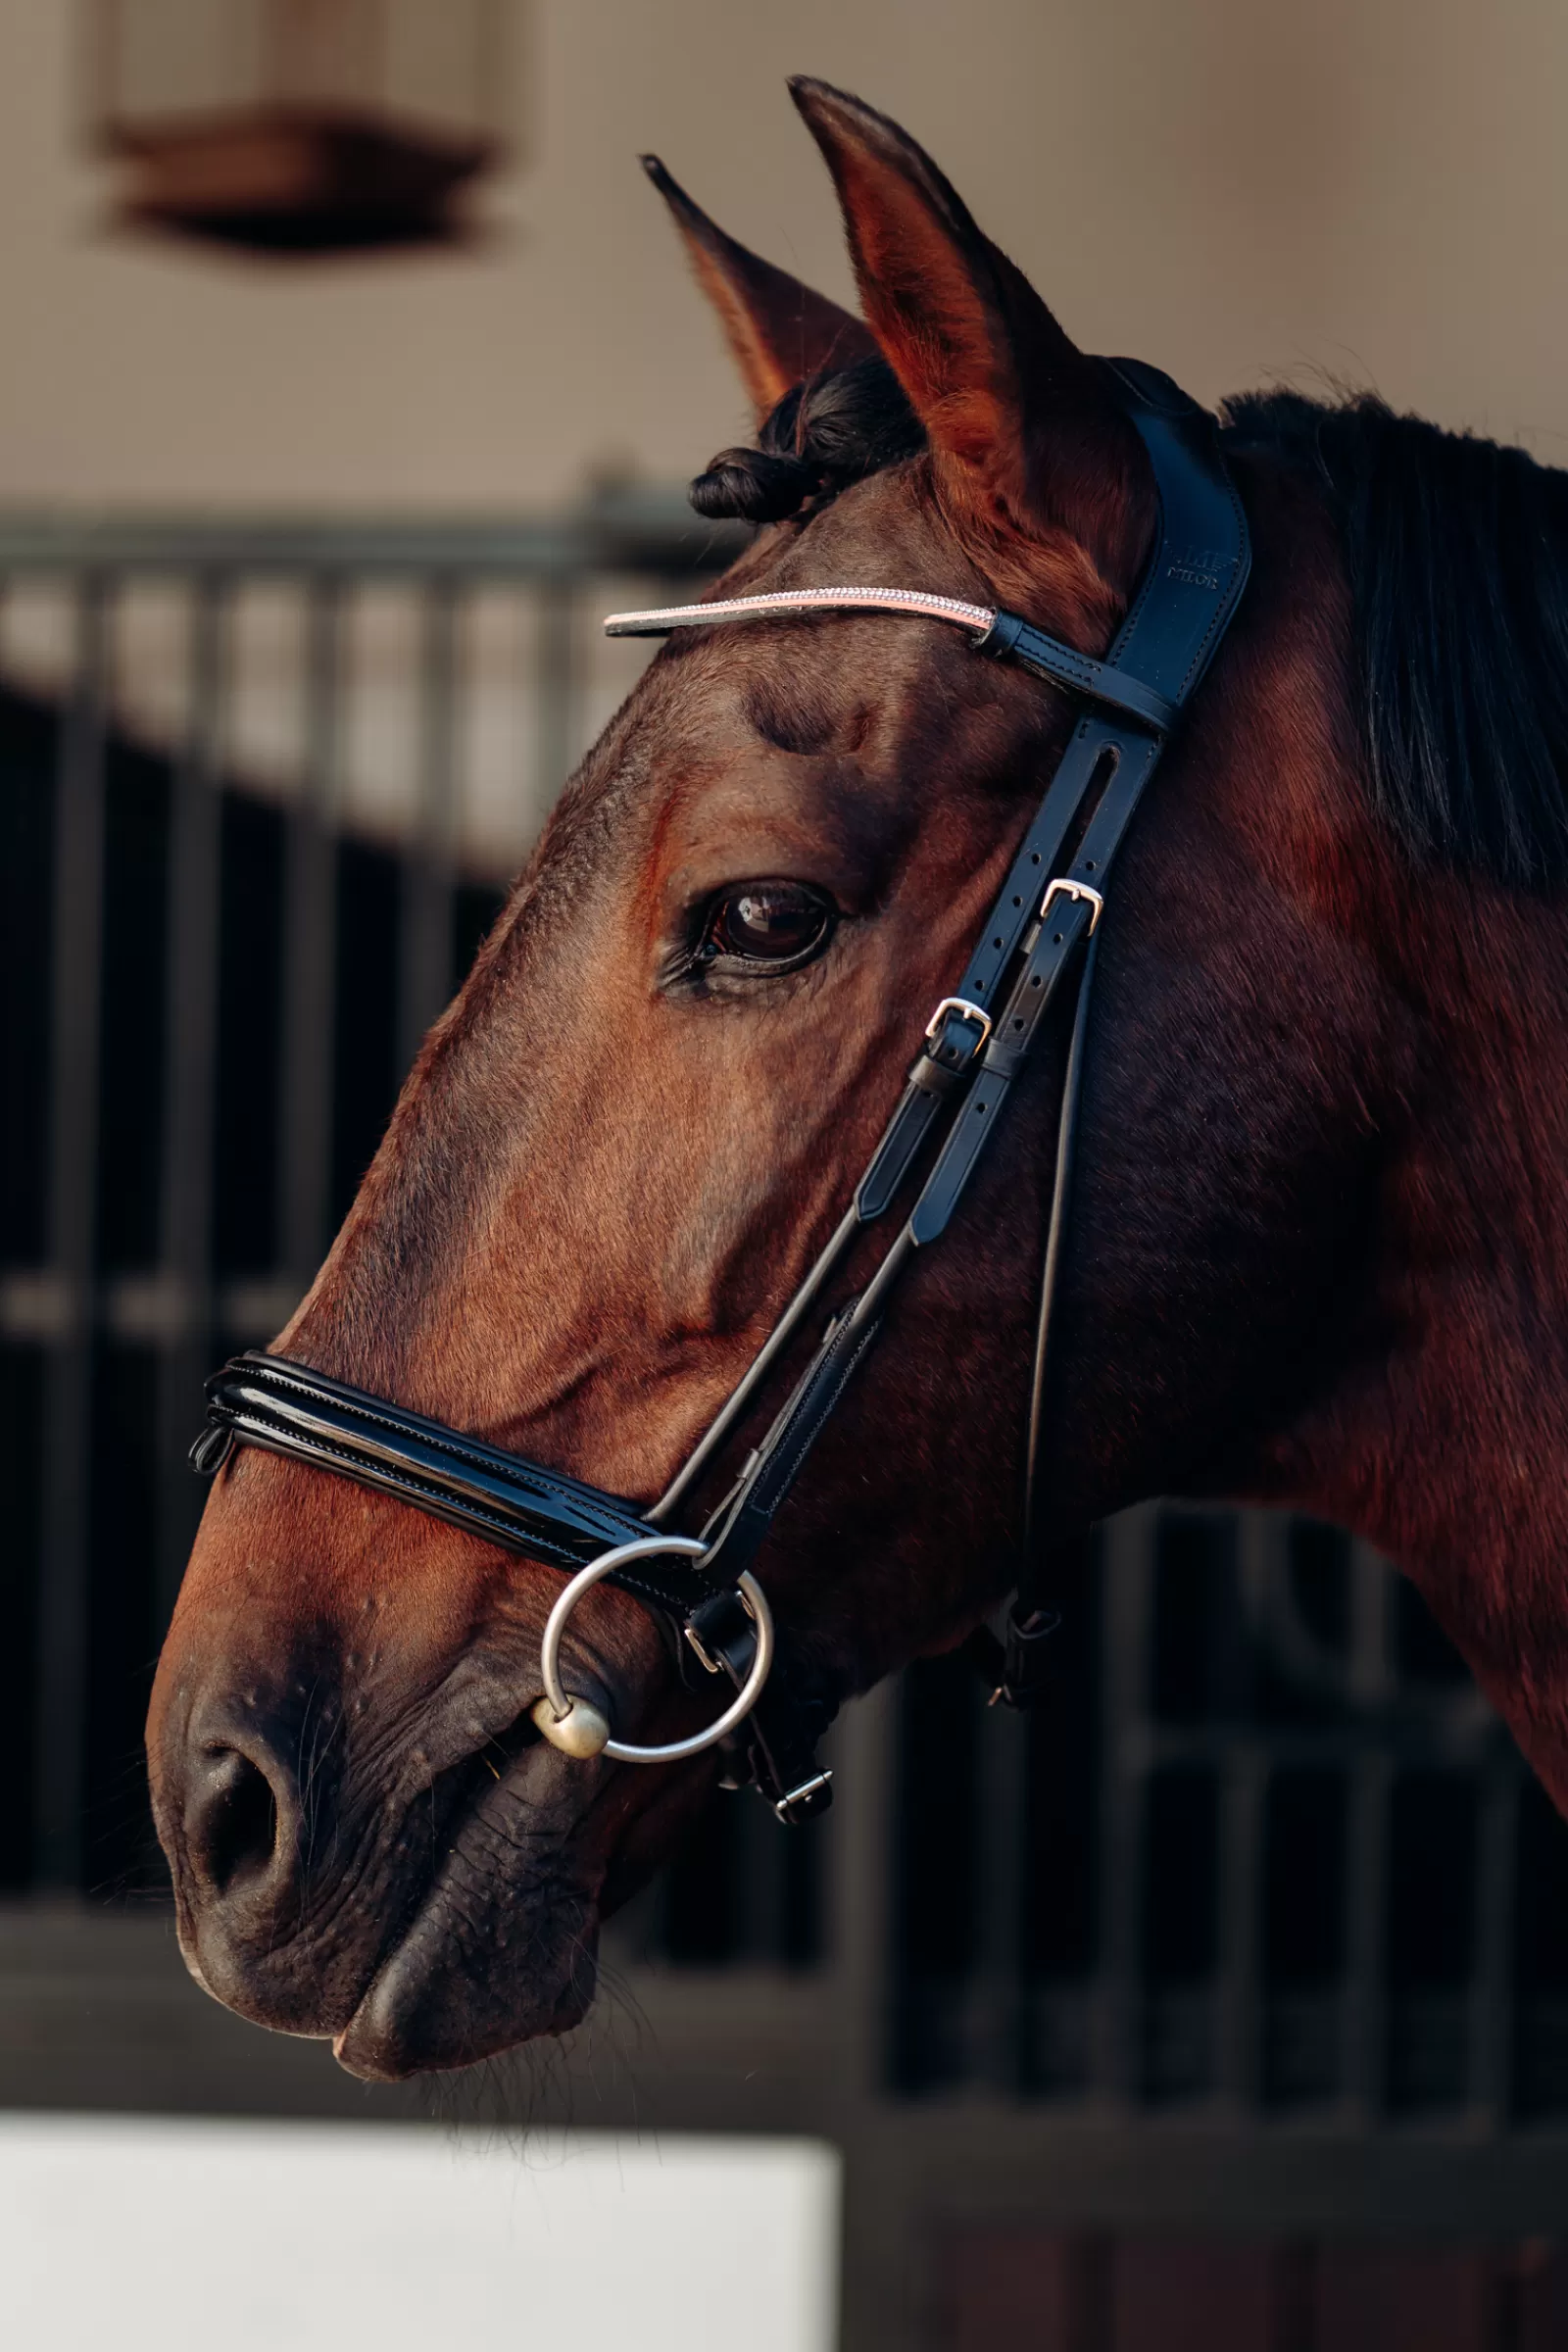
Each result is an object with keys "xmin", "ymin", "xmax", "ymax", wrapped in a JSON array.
[
  {"xmin": 924, "ymin": 996, "xmax": 994, "ymax": 1049},
  {"xmin": 684, "ymin": 1622, "xmax": 724, "ymax": 1676},
  {"xmin": 1040, "ymin": 877, "xmax": 1105, "ymax": 934}
]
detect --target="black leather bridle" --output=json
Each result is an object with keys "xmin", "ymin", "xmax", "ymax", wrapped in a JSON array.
[{"xmin": 193, "ymin": 358, "xmax": 1250, "ymax": 1825}]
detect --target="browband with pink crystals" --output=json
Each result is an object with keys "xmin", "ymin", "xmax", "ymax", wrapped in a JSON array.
[{"xmin": 602, "ymin": 584, "xmax": 1179, "ymax": 735}]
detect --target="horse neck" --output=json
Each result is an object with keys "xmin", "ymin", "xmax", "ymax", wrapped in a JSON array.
[{"xmin": 1278, "ymin": 867, "xmax": 1568, "ymax": 1800}]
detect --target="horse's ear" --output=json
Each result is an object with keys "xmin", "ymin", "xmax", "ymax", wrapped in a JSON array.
[
  {"xmin": 788, "ymin": 79, "xmax": 1151, "ymax": 599},
  {"xmin": 642, "ymin": 154, "xmax": 877, "ymax": 426}
]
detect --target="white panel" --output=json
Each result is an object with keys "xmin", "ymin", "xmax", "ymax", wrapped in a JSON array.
[{"xmin": 0, "ymin": 2116, "xmax": 840, "ymax": 2352}]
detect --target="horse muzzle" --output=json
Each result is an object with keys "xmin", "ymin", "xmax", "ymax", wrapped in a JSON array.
[{"xmin": 146, "ymin": 1476, "xmax": 662, "ymax": 2070}]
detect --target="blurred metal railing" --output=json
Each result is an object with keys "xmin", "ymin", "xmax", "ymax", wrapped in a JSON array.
[
  {"xmin": 882, "ymin": 1506, "xmax": 1563, "ymax": 2125},
  {"xmin": 0, "ymin": 493, "xmax": 743, "ymax": 1896}
]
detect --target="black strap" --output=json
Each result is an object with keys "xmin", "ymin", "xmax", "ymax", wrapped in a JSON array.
[
  {"xmin": 1021, "ymin": 930, "xmax": 1100, "ymax": 1548},
  {"xmin": 964, "ymin": 929, "xmax": 1100, "ymax": 1709},
  {"xmin": 196, "ymin": 1352, "xmax": 714, "ymax": 1619},
  {"xmin": 688, "ymin": 1589, "xmax": 838, "ymax": 1824},
  {"xmin": 976, "ymin": 611, "xmax": 1177, "ymax": 734}
]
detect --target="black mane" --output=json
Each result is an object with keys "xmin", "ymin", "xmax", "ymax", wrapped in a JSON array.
[
  {"xmin": 1225, "ymin": 389, "xmax": 1568, "ymax": 896},
  {"xmin": 692, "ymin": 359, "xmax": 1568, "ymax": 897}
]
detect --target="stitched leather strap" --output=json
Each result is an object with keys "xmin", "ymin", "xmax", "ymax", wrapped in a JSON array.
[
  {"xmin": 197, "ymin": 1353, "xmax": 714, "ymax": 1617},
  {"xmin": 976, "ymin": 611, "xmax": 1177, "ymax": 733}
]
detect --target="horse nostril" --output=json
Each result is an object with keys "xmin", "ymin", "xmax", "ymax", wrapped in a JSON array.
[{"xmin": 190, "ymin": 1743, "xmax": 283, "ymax": 1897}]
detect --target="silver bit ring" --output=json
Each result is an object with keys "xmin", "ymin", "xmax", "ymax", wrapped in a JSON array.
[{"xmin": 532, "ymin": 1534, "xmax": 774, "ymax": 1764}]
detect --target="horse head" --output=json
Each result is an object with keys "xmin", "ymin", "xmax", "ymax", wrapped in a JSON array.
[{"xmin": 150, "ymin": 81, "xmax": 1554, "ymax": 2079}]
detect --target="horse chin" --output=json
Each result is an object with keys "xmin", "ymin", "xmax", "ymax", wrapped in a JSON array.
[
  {"xmin": 328, "ymin": 1765, "xmax": 607, "ymax": 2081},
  {"xmin": 331, "ymin": 1885, "xmax": 599, "ymax": 2082}
]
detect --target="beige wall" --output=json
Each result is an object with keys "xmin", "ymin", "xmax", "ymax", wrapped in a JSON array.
[{"xmin": 0, "ymin": 0, "xmax": 1564, "ymax": 511}]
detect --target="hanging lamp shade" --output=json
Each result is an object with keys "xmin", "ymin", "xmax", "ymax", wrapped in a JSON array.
[{"xmin": 87, "ymin": 0, "xmax": 514, "ymax": 253}]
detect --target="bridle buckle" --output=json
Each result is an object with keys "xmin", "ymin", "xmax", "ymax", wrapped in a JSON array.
[
  {"xmin": 924, "ymin": 996, "xmax": 993, "ymax": 1049},
  {"xmin": 684, "ymin": 1624, "xmax": 724, "ymax": 1676},
  {"xmin": 684, "ymin": 1585, "xmax": 758, "ymax": 1680},
  {"xmin": 1041, "ymin": 878, "xmax": 1105, "ymax": 934}
]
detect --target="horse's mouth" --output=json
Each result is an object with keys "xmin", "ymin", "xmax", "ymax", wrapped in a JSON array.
[
  {"xmin": 328, "ymin": 1718, "xmax": 606, "ymax": 2082},
  {"xmin": 165, "ymin": 1699, "xmax": 608, "ymax": 2079},
  {"xmin": 158, "ymin": 1617, "xmax": 706, "ymax": 2079}
]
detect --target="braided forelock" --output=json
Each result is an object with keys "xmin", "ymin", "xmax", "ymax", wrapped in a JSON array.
[{"xmin": 690, "ymin": 354, "xmax": 925, "ymax": 524}]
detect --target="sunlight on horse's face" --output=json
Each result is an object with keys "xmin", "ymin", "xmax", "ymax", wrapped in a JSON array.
[{"xmin": 148, "ymin": 83, "xmax": 1384, "ymax": 2078}]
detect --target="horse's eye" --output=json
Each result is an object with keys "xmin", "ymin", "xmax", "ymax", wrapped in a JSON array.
[{"xmin": 702, "ymin": 880, "xmax": 834, "ymax": 968}]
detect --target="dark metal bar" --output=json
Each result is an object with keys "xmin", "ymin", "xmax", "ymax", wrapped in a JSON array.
[
  {"xmin": 1468, "ymin": 1761, "xmax": 1520, "ymax": 2126},
  {"xmin": 1341, "ymin": 1752, "xmax": 1392, "ymax": 2121},
  {"xmin": 1340, "ymin": 1542, "xmax": 1396, "ymax": 2118},
  {"xmin": 827, "ymin": 1687, "xmax": 894, "ymax": 2094},
  {"xmin": 1222, "ymin": 1740, "xmax": 1269, "ymax": 2107},
  {"xmin": 969, "ymin": 1683, "xmax": 1030, "ymax": 2090},
  {"xmin": 1215, "ymin": 1748, "xmax": 1267, "ymax": 2108},
  {"xmin": 828, "ymin": 1683, "xmax": 908, "ymax": 2352},
  {"xmin": 153, "ymin": 577, "xmax": 226, "ymax": 1627},
  {"xmin": 1093, "ymin": 1502, "xmax": 1156, "ymax": 2104},
  {"xmin": 34, "ymin": 576, "xmax": 111, "ymax": 1889},
  {"xmin": 1215, "ymin": 1511, "xmax": 1272, "ymax": 2109},
  {"xmin": 277, "ymin": 579, "xmax": 342, "ymax": 1298},
  {"xmin": 396, "ymin": 579, "xmax": 461, "ymax": 1077},
  {"xmin": 732, "ymin": 1780, "xmax": 786, "ymax": 1962}
]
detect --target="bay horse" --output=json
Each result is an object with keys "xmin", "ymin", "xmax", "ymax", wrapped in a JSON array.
[{"xmin": 149, "ymin": 78, "xmax": 1568, "ymax": 2081}]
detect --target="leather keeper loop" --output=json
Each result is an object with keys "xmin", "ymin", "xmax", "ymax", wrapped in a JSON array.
[
  {"xmin": 926, "ymin": 1009, "xmax": 987, "ymax": 1070},
  {"xmin": 908, "ymin": 1052, "xmax": 966, "ymax": 1099}
]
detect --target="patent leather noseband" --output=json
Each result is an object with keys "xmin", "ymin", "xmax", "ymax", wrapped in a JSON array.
[{"xmin": 195, "ymin": 357, "xmax": 1251, "ymax": 1825}]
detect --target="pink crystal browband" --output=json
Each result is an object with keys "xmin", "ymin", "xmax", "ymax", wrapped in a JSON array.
[{"xmin": 601, "ymin": 584, "xmax": 1179, "ymax": 734}]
